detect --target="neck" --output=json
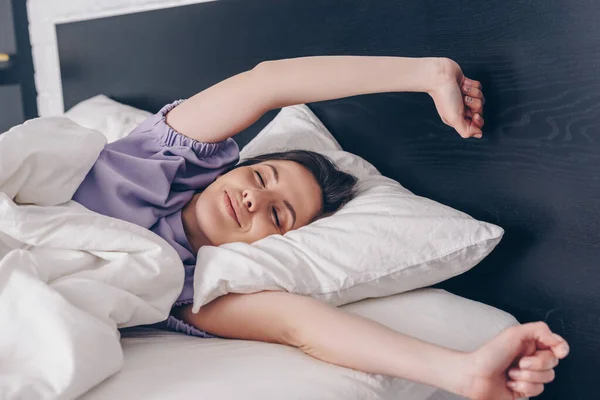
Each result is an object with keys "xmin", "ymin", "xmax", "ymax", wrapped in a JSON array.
[{"xmin": 181, "ymin": 193, "xmax": 211, "ymax": 255}]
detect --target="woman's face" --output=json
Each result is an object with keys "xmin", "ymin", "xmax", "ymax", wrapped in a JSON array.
[{"xmin": 185, "ymin": 160, "xmax": 323, "ymax": 248}]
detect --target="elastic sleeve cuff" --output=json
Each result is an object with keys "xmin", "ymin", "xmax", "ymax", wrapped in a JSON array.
[
  {"xmin": 165, "ymin": 314, "xmax": 220, "ymax": 339},
  {"xmin": 156, "ymin": 99, "xmax": 239, "ymax": 158}
]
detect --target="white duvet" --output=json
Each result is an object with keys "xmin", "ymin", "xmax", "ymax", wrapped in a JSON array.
[{"xmin": 0, "ymin": 117, "xmax": 185, "ymax": 399}]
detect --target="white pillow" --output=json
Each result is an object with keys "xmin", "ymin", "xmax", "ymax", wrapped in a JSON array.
[
  {"xmin": 64, "ymin": 94, "xmax": 152, "ymax": 143},
  {"xmin": 191, "ymin": 105, "xmax": 504, "ymax": 311}
]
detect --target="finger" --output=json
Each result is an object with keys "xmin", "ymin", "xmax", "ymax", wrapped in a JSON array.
[
  {"xmin": 454, "ymin": 116, "xmax": 482, "ymax": 139},
  {"xmin": 508, "ymin": 368, "xmax": 555, "ymax": 384},
  {"xmin": 464, "ymin": 96, "xmax": 484, "ymax": 114},
  {"xmin": 549, "ymin": 333, "xmax": 570, "ymax": 359},
  {"xmin": 519, "ymin": 350, "xmax": 558, "ymax": 370},
  {"xmin": 474, "ymin": 113, "xmax": 484, "ymax": 128},
  {"xmin": 516, "ymin": 322, "xmax": 570, "ymax": 359},
  {"xmin": 462, "ymin": 85, "xmax": 485, "ymax": 105},
  {"xmin": 507, "ymin": 381, "xmax": 544, "ymax": 397},
  {"xmin": 465, "ymin": 109, "xmax": 485, "ymax": 129},
  {"xmin": 463, "ymin": 77, "xmax": 482, "ymax": 90},
  {"xmin": 467, "ymin": 121, "xmax": 482, "ymax": 139}
]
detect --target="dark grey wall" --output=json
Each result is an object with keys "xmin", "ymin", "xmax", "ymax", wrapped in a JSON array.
[
  {"xmin": 0, "ymin": 84, "xmax": 23, "ymax": 132},
  {"xmin": 0, "ymin": 0, "xmax": 37, "ymax": 133},
  {"xmin": 0, "ymin": 0, "xmax": 16, "ymax": 53},
  {"xmin": 0, "ymin": 0, "xmax": 20, "ymax": 132}
]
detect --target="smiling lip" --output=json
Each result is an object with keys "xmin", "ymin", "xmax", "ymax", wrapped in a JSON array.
[{"xmin": 224, "ymin": 191, "xmax": 241, "ymax": 227}]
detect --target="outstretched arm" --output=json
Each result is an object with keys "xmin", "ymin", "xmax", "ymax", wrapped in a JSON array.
[
  {"xmin": 166, "ymin": 56, "xmax": 485, "ymax": 143},
  {"xmin": 175, "ymin": 291, "xmax": 568, "ymax": 399}
]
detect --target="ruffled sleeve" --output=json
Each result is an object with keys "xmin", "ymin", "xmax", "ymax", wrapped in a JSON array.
[
  {"xmin": 73, "ymin": 99, "xmax": 240, "ymax": 230},
  {"xmin": 151, "ymin": 100, "xmax": 238, "ymax": 158}
]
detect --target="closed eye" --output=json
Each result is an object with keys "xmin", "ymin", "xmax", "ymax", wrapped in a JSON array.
[
  {"xmin": 272, "ymin": 207, "xmax": 280, "ymax": 229},
  {"xmin": 255, "ymin": 170, "xmax": 281, "ymax": 231},
  {"xmin": 254, "ymin": 170, "xmax": 265, "ymax": 187}
]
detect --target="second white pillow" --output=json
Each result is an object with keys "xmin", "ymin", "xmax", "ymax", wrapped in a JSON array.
[{"xmin": 64, "ymin": 95, "xmax": 152, "ymax": 143}]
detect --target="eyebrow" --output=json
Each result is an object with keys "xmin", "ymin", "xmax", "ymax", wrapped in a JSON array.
[{"xmin": 264, "ymin": 163, "xmax": 296, "ymax": 229}]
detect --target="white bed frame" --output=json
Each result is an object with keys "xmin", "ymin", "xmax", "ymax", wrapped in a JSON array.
[{"xmin": 27, "ymin": 0, "xmax": 216, "ymax": 117}]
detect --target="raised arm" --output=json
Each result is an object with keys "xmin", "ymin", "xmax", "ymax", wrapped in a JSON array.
[
  {"xmin": 175, "ymin": 291, "xmax": 568, "ymax": 399},
  {"xmin": 165, "ymin": 56, "xmax": 485, "ymax": 143}
]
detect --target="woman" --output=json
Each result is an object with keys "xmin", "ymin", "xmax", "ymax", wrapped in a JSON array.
[{"xmin": 72, "ymin": 56, "xmax": 568, "ymax": 400}]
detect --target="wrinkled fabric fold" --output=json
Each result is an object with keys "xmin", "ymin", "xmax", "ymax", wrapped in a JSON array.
[{"xmin": 0, "ymin": 118, "xmax": 184, "ymax": 399}]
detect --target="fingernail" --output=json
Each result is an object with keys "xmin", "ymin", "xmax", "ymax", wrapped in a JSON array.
[
  {"xmin": 507, "ymin": 381, "xmax": 517, "ymax": 389},
  {"xmin": 463, "ymin": 85, "xmax": 471, "ymax": 93},
  {"xmin": 520, "ymin": 360, "xmax": 531, "ymax": 369},
  {"xmin": 465, "ymin": 96, "xmax": 472, "ymax": 102},
  {"xmin": 475, "ymin": 135, "xmax": 482, "ymax": 139}
]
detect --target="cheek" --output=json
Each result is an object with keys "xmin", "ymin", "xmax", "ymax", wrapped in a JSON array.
[
  {"xmin": 201, "ymin": 190, "xmax": 223, "ymax": 219},
  {"xmin": 246, "ymin": 219, "xmax": 279, "ymax": 242},
  {"xmin": 193, "ymin": 190, "xmax": 228, "ymax": 240}
]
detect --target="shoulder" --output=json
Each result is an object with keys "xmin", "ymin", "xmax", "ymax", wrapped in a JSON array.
[{"xmin": 131, "ymin": 100, "xmax": 240, "ymax": 162}]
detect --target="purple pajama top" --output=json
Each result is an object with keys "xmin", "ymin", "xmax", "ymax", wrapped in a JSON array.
[{"xmin": 72, "ymin": 100, "xmax": 240, "ymax": 338}]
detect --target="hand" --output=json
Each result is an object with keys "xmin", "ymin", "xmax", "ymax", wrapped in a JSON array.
[
  {"xmin": 428, "ymin": 58, "xmax": 486, "ymax": 139},
  {"xmin": 461, "ymin": 322, "xmax": 570, "ymax": 400}
]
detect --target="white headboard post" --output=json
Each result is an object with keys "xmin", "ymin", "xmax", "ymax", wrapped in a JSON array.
[{"xmin": 27, "ymin": 0, "xmax": 216, "ymax": 117}]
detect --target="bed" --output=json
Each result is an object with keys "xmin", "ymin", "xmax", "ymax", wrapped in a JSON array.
[
  {"xmin": 24, "ymin": 0, "xmax": 599, "ymax": 399},
  {"xmin": 81, "ymin": 290, "xmax": 517, "ymax": 400}
]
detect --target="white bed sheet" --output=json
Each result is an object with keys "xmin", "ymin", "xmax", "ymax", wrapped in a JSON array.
[{"xmin": 82, "ymin": 288, "xmax": 519, "ymax": 400}]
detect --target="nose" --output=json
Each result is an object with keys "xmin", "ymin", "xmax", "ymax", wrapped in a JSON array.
[{"xmin": 242, "ymin": 188, "xmax": 273, "ymax": 212}]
